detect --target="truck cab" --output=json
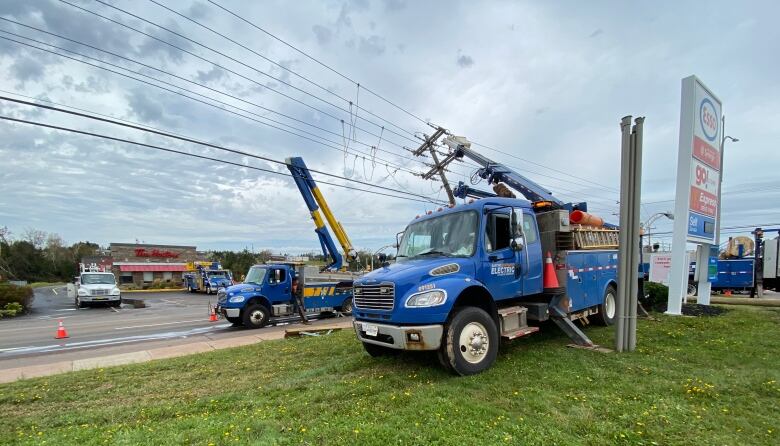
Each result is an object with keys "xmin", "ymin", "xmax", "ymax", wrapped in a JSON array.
[
  {"xmin": 184, "ymin": 263, "xmax": 233, "ymax": 294},
  {"xmin": 217, "ymin": 264, "xmax": 353, "ymax": 328},
  {"xmin": 67, "ymin": 271, "xmax": 121, "ymax": 308},
  {"xmin": 353, "ymin": 197, "xmax": 617, "ymax": 375}
]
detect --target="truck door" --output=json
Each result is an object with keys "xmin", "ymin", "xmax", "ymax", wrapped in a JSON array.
[
  {"xmin": 265, "ymin": 267, "xmax": 291, "ymax": 303},
  {"xmin": 480, "ymin": 210, "xmax": 523, "ymax": 300},
  {"xmin": 518, "ymin": 209, "xmax": 543, "ymax": 295}
]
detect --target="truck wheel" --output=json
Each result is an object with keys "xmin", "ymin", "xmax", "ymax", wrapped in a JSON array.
[
  {"xmin": 362, "ymin": 342, "xmax": 399, "ymax": 357},
  {"xmin": 189, "ymin": 287, "xmax": 196, "ymax": 293},
  {"xmin": 340, "ymin": 297, "xmax": 353, "ymax": 314},
  {"xmin": 687, "ymin": 283, "xmax": 698, "ymax": 296},
  {"xmin": 111, "ymin": 300, "xmax": 122, "ymax": 308},
  {"xmin": 75, "ymin": 297, "xmax": 86, "ymax": 309},
  {"xmin": 594, "ymin": 285, "xmax": 617, "ymax": 326},
  {"xmin": 242, "ymin": 304, "xmax": 270, "ymax": 329},
  {"xmin": 440, "ymin": 307, "xmax": 498, "ymax": 376}
]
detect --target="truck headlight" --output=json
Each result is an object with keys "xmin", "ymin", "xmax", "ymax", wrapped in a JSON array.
[
  {"xmin": 228, "ymin": 296, "xmax": 245, "ymax": 303},
  {"xmin": 405, "ymin": 289, "xmax": 447, "ymax": 308},
  {"xmin": 111, "ymin": 287, "xmax": 121, "ymax": 296},
  {"xmin": 78, "ymin": 289, "xmax": 89, "ymax": 296}
]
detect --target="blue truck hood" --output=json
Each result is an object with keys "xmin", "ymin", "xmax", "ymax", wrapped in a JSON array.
[
  {"xmin": 356, "ymin": 257, "xmax": 475, "ymax": 299},
  {"xmin": 225, "ymin": 283, "xmax": 262, "ymax": 295}
]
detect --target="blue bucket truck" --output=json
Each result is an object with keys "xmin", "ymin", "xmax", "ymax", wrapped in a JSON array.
[
  {"xmin": 353, "ymin": 136, "xmax": 620, "ymax": 375},
  {"xmin": 183, "ymin": 262, "xmax": 233, "ymax": 294},
  {"xmin": 217, "ymin": 156, "xmax": 358, "ymax": 328}
]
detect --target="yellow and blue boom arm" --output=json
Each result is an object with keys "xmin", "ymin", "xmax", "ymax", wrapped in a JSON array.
[{"xmin": 286, "ymin": 156, "xmax": 357, "ymax": 271}]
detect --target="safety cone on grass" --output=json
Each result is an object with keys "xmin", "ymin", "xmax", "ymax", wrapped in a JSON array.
[
  {"xmin": 543, "ymin": 251, "xmax": 561, "ymax": 291},
  {"xmin": 55, "ymin": 319, "xmax": 69, "ymax": 339}
]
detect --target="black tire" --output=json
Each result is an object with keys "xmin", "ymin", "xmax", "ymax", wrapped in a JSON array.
[
  {"xmin": 189, "ymin": 287, "xmax": 196, "ymax": 293},
  {"xmin": 75, "ymin": 297, "xmax": 86, "ymax": 309},
  {"xmin": 687, "ymin": 283, "xmax": 698, "ymax": 297},
  {"xmin": 439, "ymin": 307, "xmax": 498, "ymax": 376},
  {"xmin": 340, "ymin": 296, "xmax": 353, "ymax": 314},
  {"xmin": 111, "ymin": 300, "xmax": 122, "ymax": 308},
  {"xmin": 226, "ymin": 316, "xmax": 242, "ymax": 326},
  {"xmin": 242, "ymin": 303, "xmax": 270, "ymax": 329},
  {"xmin": 362, "ymin": 341, "xmax": 399, "ymax": 357},
  {"xmin": 594, "ymin": 285, "xmax": 617, "ymax": 326}
]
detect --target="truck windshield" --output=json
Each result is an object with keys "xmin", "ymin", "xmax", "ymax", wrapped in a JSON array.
[
  {"xmin": 81, "ymin": 274, "xmax": 115, "ymax": 285},
  {"xmin": 397, "ymin": 211, "xmax": 478, "ymax": 260},
  {"xmin": 208, "ymin": 271, "xmax": 228, "ymax": 278},
  {"xmin": 244, "ymin": 266, "xmax": 268, "ymax": 285}
]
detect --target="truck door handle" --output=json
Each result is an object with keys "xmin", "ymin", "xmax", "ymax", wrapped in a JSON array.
[
  {"xmin": 489, "ymin": 255, "xmax": 498, "ymax": 262},
  {"xmin": 284, "ymin": 288, "xmax": 290, "ymax": 293}
]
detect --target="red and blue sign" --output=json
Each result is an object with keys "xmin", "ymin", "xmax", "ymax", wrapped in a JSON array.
[{"xmin": 699, "ymin": 98, "xmax": 719, "ymax": 143}]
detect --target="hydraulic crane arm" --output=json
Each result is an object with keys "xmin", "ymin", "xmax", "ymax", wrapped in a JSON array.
[
  {"xmin": 444, "ymin": 136, "xmax": 565, "ymax": 207},
  {"xmin": 286, "ymin": 157, "xmax": 357, "ymax": 271}
]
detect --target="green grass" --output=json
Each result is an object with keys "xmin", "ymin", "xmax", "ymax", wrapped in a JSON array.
[{"xmin": 1, "ymin": 307, "xmax": 779, "ymax": 445}]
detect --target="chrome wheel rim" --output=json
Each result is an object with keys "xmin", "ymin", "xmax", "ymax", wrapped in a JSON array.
[
  {"xmin": 249, "ymin": 310, "xmax": 265, "ymax": 325},
  {"xmin": 605, "ymin": 292, "xmax": 616, "ymax": 319},
  {"xmin": 459, "ymin": 321, "xmax": 489, "ymax": 364}
]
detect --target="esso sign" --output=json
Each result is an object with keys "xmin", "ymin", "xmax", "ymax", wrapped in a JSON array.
[{"xmin": 699, "ymin": 98, "xmax": 718, "ymax": 142}]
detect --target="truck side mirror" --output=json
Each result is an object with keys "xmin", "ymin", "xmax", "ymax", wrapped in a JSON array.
[
  {"xmin": 377, "ymin": 253, "xmax": 387, "ymax": 263},
  {"xmin": 510, "ymin": 208, "xmax": 524, "ymax": 251},
  {"xmin": 511, "ymin": 236, "xmax": 525, "ymax": 251},
  {"xmin": 396, "ymin": 231, "xmax": 405, "ymax": 249},
  {"xmin": 273, "ymin": 269, "xmax": 281, "ymax": 284}
]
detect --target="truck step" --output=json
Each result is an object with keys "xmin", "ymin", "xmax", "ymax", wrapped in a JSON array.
[{"xmin": 501, "ymin": 326, "xmax": 539, "ymax": 340}]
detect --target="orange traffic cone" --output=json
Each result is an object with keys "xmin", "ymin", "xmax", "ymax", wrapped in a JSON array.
[
  {"xmin": 543, "ymin": 251, "xmax": 561, "ymax": 290},
  {"xmin": 209, "ymin": 305, "xmax": 218, "ymax": 322},
  {"xmin": 55, "ymin": 319, "xmax": 69, "ymax": 339},
  {"xmin": 724, "ymin": 290, "xmax": 732, "ymax": 296}
]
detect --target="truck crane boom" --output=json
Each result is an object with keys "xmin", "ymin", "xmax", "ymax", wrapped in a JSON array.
[{"xmin": 286, "ymin": 156, "xmax": 357, "ymax": 271}]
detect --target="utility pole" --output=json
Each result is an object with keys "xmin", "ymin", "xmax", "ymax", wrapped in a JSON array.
[{"xmin": 413, "ymin": 126, "xmax": 456, "ymax": 206}]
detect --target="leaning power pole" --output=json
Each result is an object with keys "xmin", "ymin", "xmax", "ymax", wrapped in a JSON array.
[{"xmin": 413, "ymin": 126, "xmax": 456, "ymax": 206}]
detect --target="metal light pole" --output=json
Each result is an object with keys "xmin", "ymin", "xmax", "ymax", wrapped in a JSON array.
[{"xmin": 715, "ymin": 114, "xmax": 738, "ymax": 247}]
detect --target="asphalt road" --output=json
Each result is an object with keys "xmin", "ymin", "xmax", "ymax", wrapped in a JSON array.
[{"xmin": 0, "ymin": 286, "xmax": 335, "ymax": 364}]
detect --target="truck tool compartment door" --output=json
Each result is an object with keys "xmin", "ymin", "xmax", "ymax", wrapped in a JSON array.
[{"xmin": 480, "ymin": 210, "xmax": 523, "ymax": 300}]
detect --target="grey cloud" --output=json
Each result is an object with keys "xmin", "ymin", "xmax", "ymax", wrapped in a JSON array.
[
  {"xmin": 457, "ymin": 54, "xmax": 474, "ymax": 68},
  {"xmin": 187, "ymin": 2, "xmax": 209, "ymax": 20},
  {"xmin": 358, "ymin": 35, "xmax": 385, "ymax": 56},
  {"xmin": 9, "ymin": 56, "xmax": 46, "ymax": 83},
  {"xmin": 196, "ymin": 66, "xmax": 225, "ymax": 83},
  {"xmin": 312, "ymin": 24, "xmax": 333, "ymax": 45},
  {"xmin": 383, "ymin": 0, "xmax": 406, "ymax": 12}
]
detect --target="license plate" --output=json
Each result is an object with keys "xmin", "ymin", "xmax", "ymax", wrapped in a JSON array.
[
  {"xmin": 363, "ymin": 323, "xmax": 379, "ymax": 337},
  {"xmin": 93, "ymin": 297, "xmax": 106, "ymax": 301}
]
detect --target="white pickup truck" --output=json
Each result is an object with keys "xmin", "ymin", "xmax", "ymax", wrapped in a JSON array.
[{"xmin": 67, "ymin": 271, "xmax": 122, "ymax": 308}]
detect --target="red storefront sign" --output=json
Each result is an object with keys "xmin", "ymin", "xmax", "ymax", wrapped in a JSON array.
[
  {"xmin": 134, "ymin": 248, "xmax": 180, "ymax": 258},
  {"xmin": 689, "ymin": 186, "xmax": 717, "ymax": 217}
]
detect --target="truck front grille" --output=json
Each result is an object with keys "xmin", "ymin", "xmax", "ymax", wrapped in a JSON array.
[
  {"xmin": 92, "ymin": 289, "xmax": 108, "ymax": 296},
  {"xmin": 353, "ymin": 283, "xmax": 395, "ymax": 311}
]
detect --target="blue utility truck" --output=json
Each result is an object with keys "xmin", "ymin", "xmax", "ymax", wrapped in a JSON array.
[
  {"xmin": 353, "ymin": 136, "xmax": 620, "ymax": 375},
  {"xmin": 183, "ymin": 262, "xmax": 233, "ymax": 294},
  {"xmin": 217, "ymin": 264, "xmax": 353, "ymax": 327},
  {"xmin": 217, "ymin": 156, "xmax": 357, "ymax": 328}
]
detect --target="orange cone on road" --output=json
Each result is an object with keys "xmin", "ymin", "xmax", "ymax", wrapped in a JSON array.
[
  {"xmin": 55, "ymin": 319, "xmax": 69, "ymax": 339},
  {"xmin": 724, "ymin": 290, "xmax": 732, "ymax": 296},
  {"xmin": 209, "ymin": 305, "xmax": 218, "ymax": 322},
  {"xmin": 543, "ymin": 251, "xmax": 560, "ymax": 290}
]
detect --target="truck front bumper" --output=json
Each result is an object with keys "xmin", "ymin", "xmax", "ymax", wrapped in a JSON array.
[
  {"xmin": 354, "ymin": 321, "xmax": 443, "ymax": 351},
  {"xmin": 217, "ymin": 306, "xmax": 241, "ymax": 318}
]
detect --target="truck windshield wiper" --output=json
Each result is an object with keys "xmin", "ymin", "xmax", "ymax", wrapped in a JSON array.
[{"xmin": 416, "ymin": 249, "xmax": 451, "ymax": 257}]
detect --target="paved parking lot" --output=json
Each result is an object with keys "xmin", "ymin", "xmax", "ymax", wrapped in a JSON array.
[{"xmin": 0, "ymin": 286, "xmax": 346, "ymax": 370}]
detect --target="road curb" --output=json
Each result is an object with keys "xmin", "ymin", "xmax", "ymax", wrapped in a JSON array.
[
  {"xmin": 121, "ymin": 288, "xmax": 188, "ymax": 293},
  {"xmin": 0, "ymin": 319, "xmax": 354, "ymax": 384}
]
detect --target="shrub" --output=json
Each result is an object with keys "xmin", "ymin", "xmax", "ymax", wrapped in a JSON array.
[
  {"xmin": 643, "ymin": 281, "xmax": 669, "ymax": 312},
  {"xmin": 0, "ymin": 283, "xmax": 34, "ymax": 317}
]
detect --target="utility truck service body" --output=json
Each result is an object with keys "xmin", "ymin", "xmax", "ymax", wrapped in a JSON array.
[
  {"xmin": 183, "ymin": 262, "xmax": 233, "ymax": 294},
  {"xmin": 353, "ymin": 136, "xmax": 619, "ymax": 375}
]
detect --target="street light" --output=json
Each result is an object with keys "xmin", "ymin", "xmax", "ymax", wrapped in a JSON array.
[
  {"xmin": 643, "ymin": 212, "xmax": 674, "ymax": 252},
  {"xmin": 716, "ymin": 114, "xmax": 738, "ymax": 246}
]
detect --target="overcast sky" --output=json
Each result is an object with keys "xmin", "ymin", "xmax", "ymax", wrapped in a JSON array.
[{"xmin": 1, "ymin": 0, "xmax": 778, "ymax": 254}]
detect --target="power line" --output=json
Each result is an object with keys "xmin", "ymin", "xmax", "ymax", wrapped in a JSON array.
[
  {"xmin": 146, "ymin": 0, "xmax": 423, "ymax": 141},
  {"xmin": 0, "ymin": 114, "xmax": 442, "ymax": 205},
  {"xmin": 69, "ymin": 0, "xmax": 421, "ymax": 147},
  {"xmin": 206, "ymin": 0, "xmax": 430, "ymax": 127},
  {"xmin": 0, "ymin": 32, "xmax": 425, "ymax": 177},
  {"xmin": 0, "ymin": 96, "xmax": 445, "ymax": 204}
]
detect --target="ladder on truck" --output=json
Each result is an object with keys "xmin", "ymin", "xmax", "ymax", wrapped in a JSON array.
[{"xmin": 572, "ymin": 226, "xmax": 620, "ymax": 250}]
